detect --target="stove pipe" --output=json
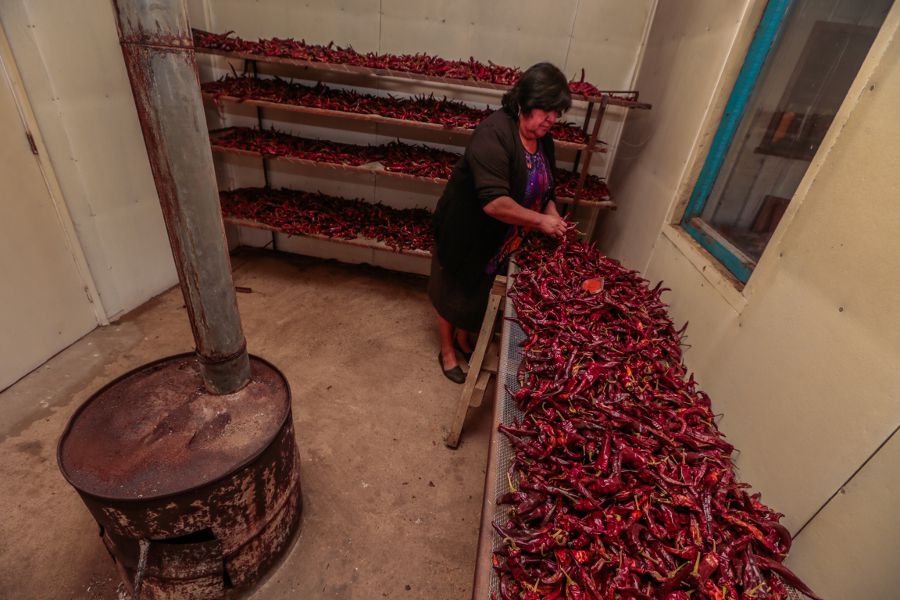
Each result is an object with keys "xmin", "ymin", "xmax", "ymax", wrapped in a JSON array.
[{"xmin": 111, "ymin": 0, "xmax": 249, "ymax": 394}]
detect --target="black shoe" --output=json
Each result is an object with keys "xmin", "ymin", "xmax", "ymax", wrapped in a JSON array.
[
  {"xmin": 453, "ymin": 336, "xmax": 474, "ymax": 361},
  {"xmin": 438, "ymin": 351, "xmax": 466, "ymax": 384}
]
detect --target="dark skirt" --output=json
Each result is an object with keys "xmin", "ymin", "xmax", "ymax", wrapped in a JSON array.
[{"xmin": 427, "ymin": 253, "xmax": 494, "ymax": 332}]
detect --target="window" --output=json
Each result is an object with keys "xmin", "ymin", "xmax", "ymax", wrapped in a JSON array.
[{"xmin": 682, "ymin": 0, "xmax": 893, "ymax": 283}]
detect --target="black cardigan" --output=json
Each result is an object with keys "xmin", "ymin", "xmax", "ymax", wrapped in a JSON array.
[{"xmin": 432, "ymin": 110, "xmax": 557, "ymax": 287}]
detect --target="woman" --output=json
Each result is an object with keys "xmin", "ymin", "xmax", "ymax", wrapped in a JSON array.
[{"xmin": 429, "ymin": 62, "xmax": 569, "ymax": 383}]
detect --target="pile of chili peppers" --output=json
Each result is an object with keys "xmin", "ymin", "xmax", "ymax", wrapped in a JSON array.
[
  {"xmin": 378, "ymin": 141, "xmax": 612, "ymax": 203},
  {"xmin": 194, "ymin": 29, "xmax": 605, "ymax": 97},
  {"xmin": 212, "ymin": 127, "xmax": 611, "ymax": 202},
  {"xmin": 553, "ymin": 171, "xmax": 611, "ymax": 203},
  {"xmin": 220, "ymin": 187, "xmax": 432, "ymax": 252},
  {"xmin": 201, "ymin": 75, "xmax": 588, "ymax": 144},
  {"xmin": 212, "ymin": 126, "xmax": 383, "ymax": 165},
  {"xmin": 493, "ymin": 230, "xmax": 821, "ymax": 600},
  {"xmin": 211, "ymin": 126, "xmax": 458, "ymax": 178},
  {"xmin": 380, "ymin": 140, "xmax": 460, "ymax": 179}
]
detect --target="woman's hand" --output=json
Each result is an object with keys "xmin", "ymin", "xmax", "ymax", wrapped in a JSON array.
[
  {"xmin": 538, "ymin": 214, "xmax": 566, "ymax": 238},
  {"xmin": 484, "ymin": 196, "xmax": 566, "ymax": 238}
]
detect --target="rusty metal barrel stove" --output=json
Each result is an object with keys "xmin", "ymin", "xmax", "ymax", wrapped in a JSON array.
[
  {"xmin": 58, "ymin": 354, "xmax": 301, "ymax": 597},
  {"xmin": 57, "ymin": 1, "xmax": 302, "ymax": 597}
]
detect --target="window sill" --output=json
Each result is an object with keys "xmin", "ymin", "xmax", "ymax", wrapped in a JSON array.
[{"xmin": 660, "ymin": 224, "xmax": 749, "ymax": 314}]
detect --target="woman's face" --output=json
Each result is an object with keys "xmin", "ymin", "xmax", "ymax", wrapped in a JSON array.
[{"xmin": 519, "ymin": 108, "xmax": 559, "ymax": 139}]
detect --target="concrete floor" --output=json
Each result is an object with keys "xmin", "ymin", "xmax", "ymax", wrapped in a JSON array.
[{"xmin": 0, "ymin": 249, "xmax": 493, "ymax": 599}]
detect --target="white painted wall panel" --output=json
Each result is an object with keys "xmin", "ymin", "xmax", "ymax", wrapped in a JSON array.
[
  {"xmin": 206, "ymin": 0, "xmax": 381, "ymax": 51},
  {"xmin": 380, "ymin": 0, "xmax": 605, "ymax": 73},
  {"xmin": 565, "ymin": 0, "xmax": 654, "ymax": 88},
  {"xmin": 786, "ymin": 431, "xmax": 900, "ymax": 600},
  {"xmin": 0, "ymin": 0, "xmax": 178, "ymax": 320}
]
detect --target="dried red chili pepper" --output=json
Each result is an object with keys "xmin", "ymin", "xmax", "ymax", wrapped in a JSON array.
[
  {"xmin": 201, "ymin": 75, "xmax": 589, "ymax": 144},
  {"xmin": 489, "ymin": 228, "xmax": 821, "ymax": 599},
  {"xmin": 211, "ymin": 127, "xmax": 613, "ymax": 202},
  {"xmin": 219, "ymin": 187, "xmax": 432, "ymax": 252},
  {"xmin": 193, "ymin": 29, "xmax": 616, "ymax": 98},
  {"xmin": 554, "ymin": 170, "xmax": 612, "ymax": 203},
  {"xmin": 211, "ymin": 126, "xmax": 382, "ymax": 165}
]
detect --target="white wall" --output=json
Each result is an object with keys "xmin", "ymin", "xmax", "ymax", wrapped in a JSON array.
[
  {"xmin": 0, "ymin": 1, "xmax": 177, "ymax": 321},
  {"xmin": 786, "ymin": 429, "xmax": 900, "ymax": 599},
  {"xmin": 602, "ymin": 1, "xmax": 900, "ymax": 596}
]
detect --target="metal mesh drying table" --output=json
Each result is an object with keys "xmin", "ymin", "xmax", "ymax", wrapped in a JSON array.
[{"xmin": 469, "ymin": 269, "xmax": 811, "ymax": 600}]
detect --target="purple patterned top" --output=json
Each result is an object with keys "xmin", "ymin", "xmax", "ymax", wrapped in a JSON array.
[{"xmin": 485, "ymin": 146, "xmax": 553, "ymax": 274}]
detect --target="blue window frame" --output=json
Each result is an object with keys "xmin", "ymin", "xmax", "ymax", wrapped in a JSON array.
[
  {"xmin": 680, "ymin": 0, "xmax": 890, "ymax": 283},
  {"xmin": 681, "ymin": 0, "xmax": 792, "ymax": 283}
]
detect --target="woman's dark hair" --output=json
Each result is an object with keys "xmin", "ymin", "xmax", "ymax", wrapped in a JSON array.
[{"xmin": 501, "ymin": 62, "xmax": 572, "ymax": 117}]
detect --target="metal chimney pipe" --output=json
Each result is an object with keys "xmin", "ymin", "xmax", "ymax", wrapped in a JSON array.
[{"xmin": 111, "ymin": 0, "xmax": 250, "ymax": 394}]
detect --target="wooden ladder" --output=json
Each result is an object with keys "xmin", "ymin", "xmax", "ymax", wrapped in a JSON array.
[{"xmin": 444, "ymin": 275, "xmax": 506, "ymax": 449}]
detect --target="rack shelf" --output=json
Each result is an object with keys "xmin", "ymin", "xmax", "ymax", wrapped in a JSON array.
[
  {"xmin": 211, "ymin": 140, "xmax": 445, "ymax": 184},
  {"xmin": 223, "ymin": 216, "xmax": 432, "ymax": 258},
  {"xmin": 198, "ymin": 28, "xmax": 650, "ymax": 269},
  {"xmin": 209, "ymin": 129, "xmax": 616, "ymax": 209},
  {"xmin": 194, "ymin": 37, "xmax": 652, "ymax": 110},
  {"xmin": 202, "ymin": 93, "xmax": 599, "ymax": 152}
]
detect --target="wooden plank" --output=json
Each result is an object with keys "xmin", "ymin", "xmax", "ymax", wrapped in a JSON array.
[
  {"xmin": 555, "ymin": 196, "xmax": 616, "ymax": 210},
  {"xmin": 572, "ymin": 96, "xmax": 608, "ymax": 213},
  {"xmin": 445, "ymin": 276, "xmax": 505, "ymax": 448},
  {"xmin": 470, "ymin": 371, "xmax": 492, "ymax": 408},
  {"xmin": 481, "ymin": 340, "xmax": 500, "ymax": 374}
]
